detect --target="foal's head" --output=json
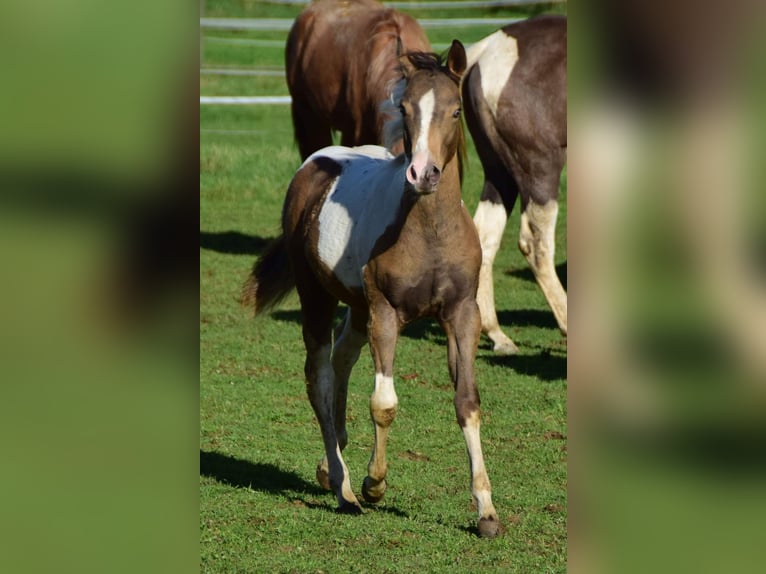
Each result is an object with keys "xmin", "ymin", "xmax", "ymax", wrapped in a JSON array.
[{"xmin": 387, "ymin": 41, "xmax": 467, "ymax": 194}]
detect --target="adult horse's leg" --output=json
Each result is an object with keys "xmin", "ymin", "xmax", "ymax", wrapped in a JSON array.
[
  {"xmin": 360, "ymin": 294, "xmax": 399, "ymax": 504},
  {"xmin": 291, "ymin": 99, "xmax": 333, "ymax": 161},
  {"xmin": 464, "ymin": 76, "xmax": 520, "ymax": 355},
  {"xmin": 315, "ymin": 307, "xmax": 368, "ymax": 490},
  {"xmin": 296, "ymin": 273, "xmax": 362, "ymax": 513},
  {"xmin": 519, "ymin": 164, "xmax": 567, "ymax": 335},
  {"xmin": 473, "ymin": 166, "xmax": 520, "ymax": 355},
  {"xmin": 442, "ymin": 297, "xmax": 500, "ymax": 538}
]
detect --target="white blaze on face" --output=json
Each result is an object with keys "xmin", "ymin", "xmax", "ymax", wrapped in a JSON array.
[
  {"xmin": 414, "ymin": 89, "xmax": 435, "ymax": 154},
  {"xmin": 473, "ymin": 30, "xmax": 519, "ymax": 117}
]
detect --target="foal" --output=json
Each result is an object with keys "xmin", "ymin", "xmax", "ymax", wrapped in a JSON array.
[{"xmin": 244, "ymin": 41, "xmax": 500, "ymax": 538}]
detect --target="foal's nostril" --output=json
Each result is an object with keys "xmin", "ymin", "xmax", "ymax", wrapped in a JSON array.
[{"xmin": 429, "ymin": 166, "xmax": 441, "ymax": 185}]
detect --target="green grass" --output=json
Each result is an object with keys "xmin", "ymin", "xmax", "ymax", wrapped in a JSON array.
[{"xmin": 201, "ymin": 3, "xmax": 566, "ymax": 572}]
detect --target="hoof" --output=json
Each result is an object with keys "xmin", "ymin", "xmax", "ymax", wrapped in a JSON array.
[
  {"xmin": 316, "ymin": 462, "xmax": 331, "ymax": 491},
  {"xmin": 336, "ymin": 500, "xmax": 363, "ymax": 515},
  {"xmin": 478, "ymin": 515, "xmax": 500, "ymax": 538},
  {"xmin": 492, "ymin": 337, "xmax": 519, "ymax": 356},
  {"xmin": 361, "ymin": 476, "xmax": 387, "ymax": 503}
]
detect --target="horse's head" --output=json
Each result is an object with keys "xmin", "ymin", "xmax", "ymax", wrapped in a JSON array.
[{"xmin": 397, "ymin": 41, "xmax": 466, "ymax": 194}]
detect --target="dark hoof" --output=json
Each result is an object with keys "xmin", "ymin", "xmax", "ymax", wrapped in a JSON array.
[
  {"xmin": 361, "ymin": 476, "xmax": 386, "ymax": 503},
  {"xmin": 336, "ymin": 500, "xmax": 363, "ymax": 515},
  {"xmin": 478, "ymin": 516, "xmax": 500, "ymax": 538},
  {"xmin": 316, "ymin": 464, "xmax": 331, "ymax": 491}
]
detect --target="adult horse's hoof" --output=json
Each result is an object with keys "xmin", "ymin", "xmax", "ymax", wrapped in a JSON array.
[
  {"xmin": 361, "ymin": 476, "xmax": 387, "ymax": 503},
  {"xmin": 316, "ymin": 461, "xmax": 331, "ymax": 491},
  {"xmin": 478, "ymin": 515, "xmax": 500, "ymax": 538},
  {"xmin": 492, "ymin": 335, "xmax": 519, "ymax": 356},
  {"xmin": 336, "ymin": 500, "xmax": 363, "ymax": 515}
]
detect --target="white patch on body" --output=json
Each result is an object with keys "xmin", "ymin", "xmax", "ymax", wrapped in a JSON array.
[
  {"xmin": 312, "ymin": 146, "xmax": 406, "ymax": 289},
  {"xmin": 466, "ymin": 30, "xmax": 519, "ymax": 117}
]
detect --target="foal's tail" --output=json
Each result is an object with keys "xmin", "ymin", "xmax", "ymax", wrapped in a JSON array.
[{"xmin": 241, "ymin": 235, "xmax": 295, "ymax": 316}]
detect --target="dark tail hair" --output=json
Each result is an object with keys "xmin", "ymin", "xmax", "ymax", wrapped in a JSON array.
[{"xmin": 241, "ymin": 235, "xmax": 295, "ymax": 316}]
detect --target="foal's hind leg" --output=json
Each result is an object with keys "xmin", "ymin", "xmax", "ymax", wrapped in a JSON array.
[
  {"xmin": 442, "ymin": 297, "xmax": 500, "ymax": 538},
  {"xmin": 519, "ymin": 173, "xmax": 567, "ymax": 335},
  {"xmin": 315, "ymin": 308, "xmax": 368, "ymax": 490},
  {"xmin": 297, "ymin": 282, "xmax": 362, "ymax": 513}
]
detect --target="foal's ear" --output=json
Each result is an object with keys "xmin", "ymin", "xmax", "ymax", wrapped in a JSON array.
[{"xmin": 447, "ymin": 39, "xmax": 467, "ymax": 80}]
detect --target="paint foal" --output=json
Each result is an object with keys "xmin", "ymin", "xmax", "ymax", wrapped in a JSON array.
[
  {"xmin": 462, "ymin": 16, "xmax": 567, "ymax": 354},
  {"xmin": 244, "ymin": 42, "xmax": 500, "ymax": 538}
]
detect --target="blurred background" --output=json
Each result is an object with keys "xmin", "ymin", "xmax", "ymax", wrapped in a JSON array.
[
  {"xmin": 1, "ymin": 0, "xmax": 764, "ymax": 572},
  {"xmin": 569, "ymin": 0, "xmax": 766, "ymax": 572}
]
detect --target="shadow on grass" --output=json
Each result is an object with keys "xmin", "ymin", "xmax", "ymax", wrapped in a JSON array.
[
  {"xmin": 200, "ymin": 230, "xmax": 272, "ymax": 256},
  {"xmin": 200, "ymin": 449, "xmax": 325, "ymax": 497},
  {"xmin": 504, "ymin": 260, "xmax": 567, "ymax": 289},
  {"xmin": 496, "ymin": 308, "xmax": 559, "ymax": 331},
  {"xmin": 481, "ymin": 346, "xmax": 566, "ymax": 382},
  {"xmin": 200, "ymin": 450, "xmax": 411, "ymax": 517}
]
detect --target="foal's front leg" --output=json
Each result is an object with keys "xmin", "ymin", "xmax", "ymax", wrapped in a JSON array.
[
  {"xmin": 361, "ymin": 297, "xmax": 399, "ymax": 504},
  {"xmin": 443, "ymin": 298, "xmax": 500, "ymax": 538}
]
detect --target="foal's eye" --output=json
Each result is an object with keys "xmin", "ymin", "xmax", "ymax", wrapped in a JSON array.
[
  {"xmin": 453, "ymin": 108, "xmax": 462, "ymax": 119},
  {"xmin": 399, "ymin": 104, "xmax": 406, "ymax": 117}
]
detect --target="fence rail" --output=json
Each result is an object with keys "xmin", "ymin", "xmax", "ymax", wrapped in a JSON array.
[
  {"xmin": 201, "ymin": 17, "xmax": 519, "ymax": 31},
  {"xmin": 200, "ymin": 7, "xmax": 564, "ymax": 105},
  {"xmin": 200, "ymin": 96, "xmax": 292, "ymax": 105},
  {"xmin": 257, "ymin": 0, "xmax": 562, "ymax": 7}
]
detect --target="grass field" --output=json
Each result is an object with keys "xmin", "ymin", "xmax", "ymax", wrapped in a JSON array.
[{"xmin": 201, "ymin": 2, "xmax": 567, "ymax": 572}]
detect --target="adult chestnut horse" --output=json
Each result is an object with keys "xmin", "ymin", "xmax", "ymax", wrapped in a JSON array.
[
  {"xmin": 286, "ymin": 0, "xmax": 431, "ymax": 159},
  {"xmin": 243, "ymin": 42, "xmax": 500, "ymax": 537},
  {"xmin": 462, "ymin": 16, "xmax": 567, "ymax": 354}
]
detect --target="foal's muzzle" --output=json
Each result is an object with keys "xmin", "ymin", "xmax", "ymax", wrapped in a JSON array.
[{"xmin": 406, "ymin": 151, "xmax": 441, "ymax": 193}]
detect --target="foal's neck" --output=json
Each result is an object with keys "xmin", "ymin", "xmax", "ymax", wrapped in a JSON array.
[{"xmin": 407, "ymin": 157, "xmax": 464, "ymax": 235}]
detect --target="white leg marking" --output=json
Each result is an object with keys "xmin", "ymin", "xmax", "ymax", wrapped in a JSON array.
[
  {"xmin": 371, "ymin": 373, "xmax": 398, "ymax": 413},
  {"xmin": 474, "ymin": 200, "xmax": 507, "ymax": 266},
  {"xmin": 461, "ymin": 411, "xmax": 497, "ymax": 520},
  {"xmin": 474, "ymin": 200, "xmax": 518, "ymax": 354},
  {"xmin": 519, "ymin": 200, "xmax": 567, "ymax": 333},
  {"xmin": 364, "ymin": 372, "xmax": 398, "ymax": 500}
]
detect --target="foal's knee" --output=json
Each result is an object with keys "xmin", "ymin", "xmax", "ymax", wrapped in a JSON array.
[{"xmin": 370, "ymin": 374, "xmax": 398, "ymax": 428}]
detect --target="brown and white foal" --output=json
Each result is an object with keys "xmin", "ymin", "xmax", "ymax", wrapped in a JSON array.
[{"xmin": 243, "ymin": 41, "xmax": 500, "ymax": 538}]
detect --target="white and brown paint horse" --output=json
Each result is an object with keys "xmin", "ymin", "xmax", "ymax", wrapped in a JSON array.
[
  {"xmin": 243, "ymin": 42, "xmax": 500, "ymax": 537},
  {"xmin": 462, "ymin": 16, "xmax": 567, "ymax": 354},
  {"xmin": 286, "ymin": 0, "xmax": 431, "ymax": 160}
]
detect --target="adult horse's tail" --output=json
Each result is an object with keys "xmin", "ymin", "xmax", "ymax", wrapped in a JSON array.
[{"xmin": 241, "ymin": 235, "xmax": 295, "ymax": 316}]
